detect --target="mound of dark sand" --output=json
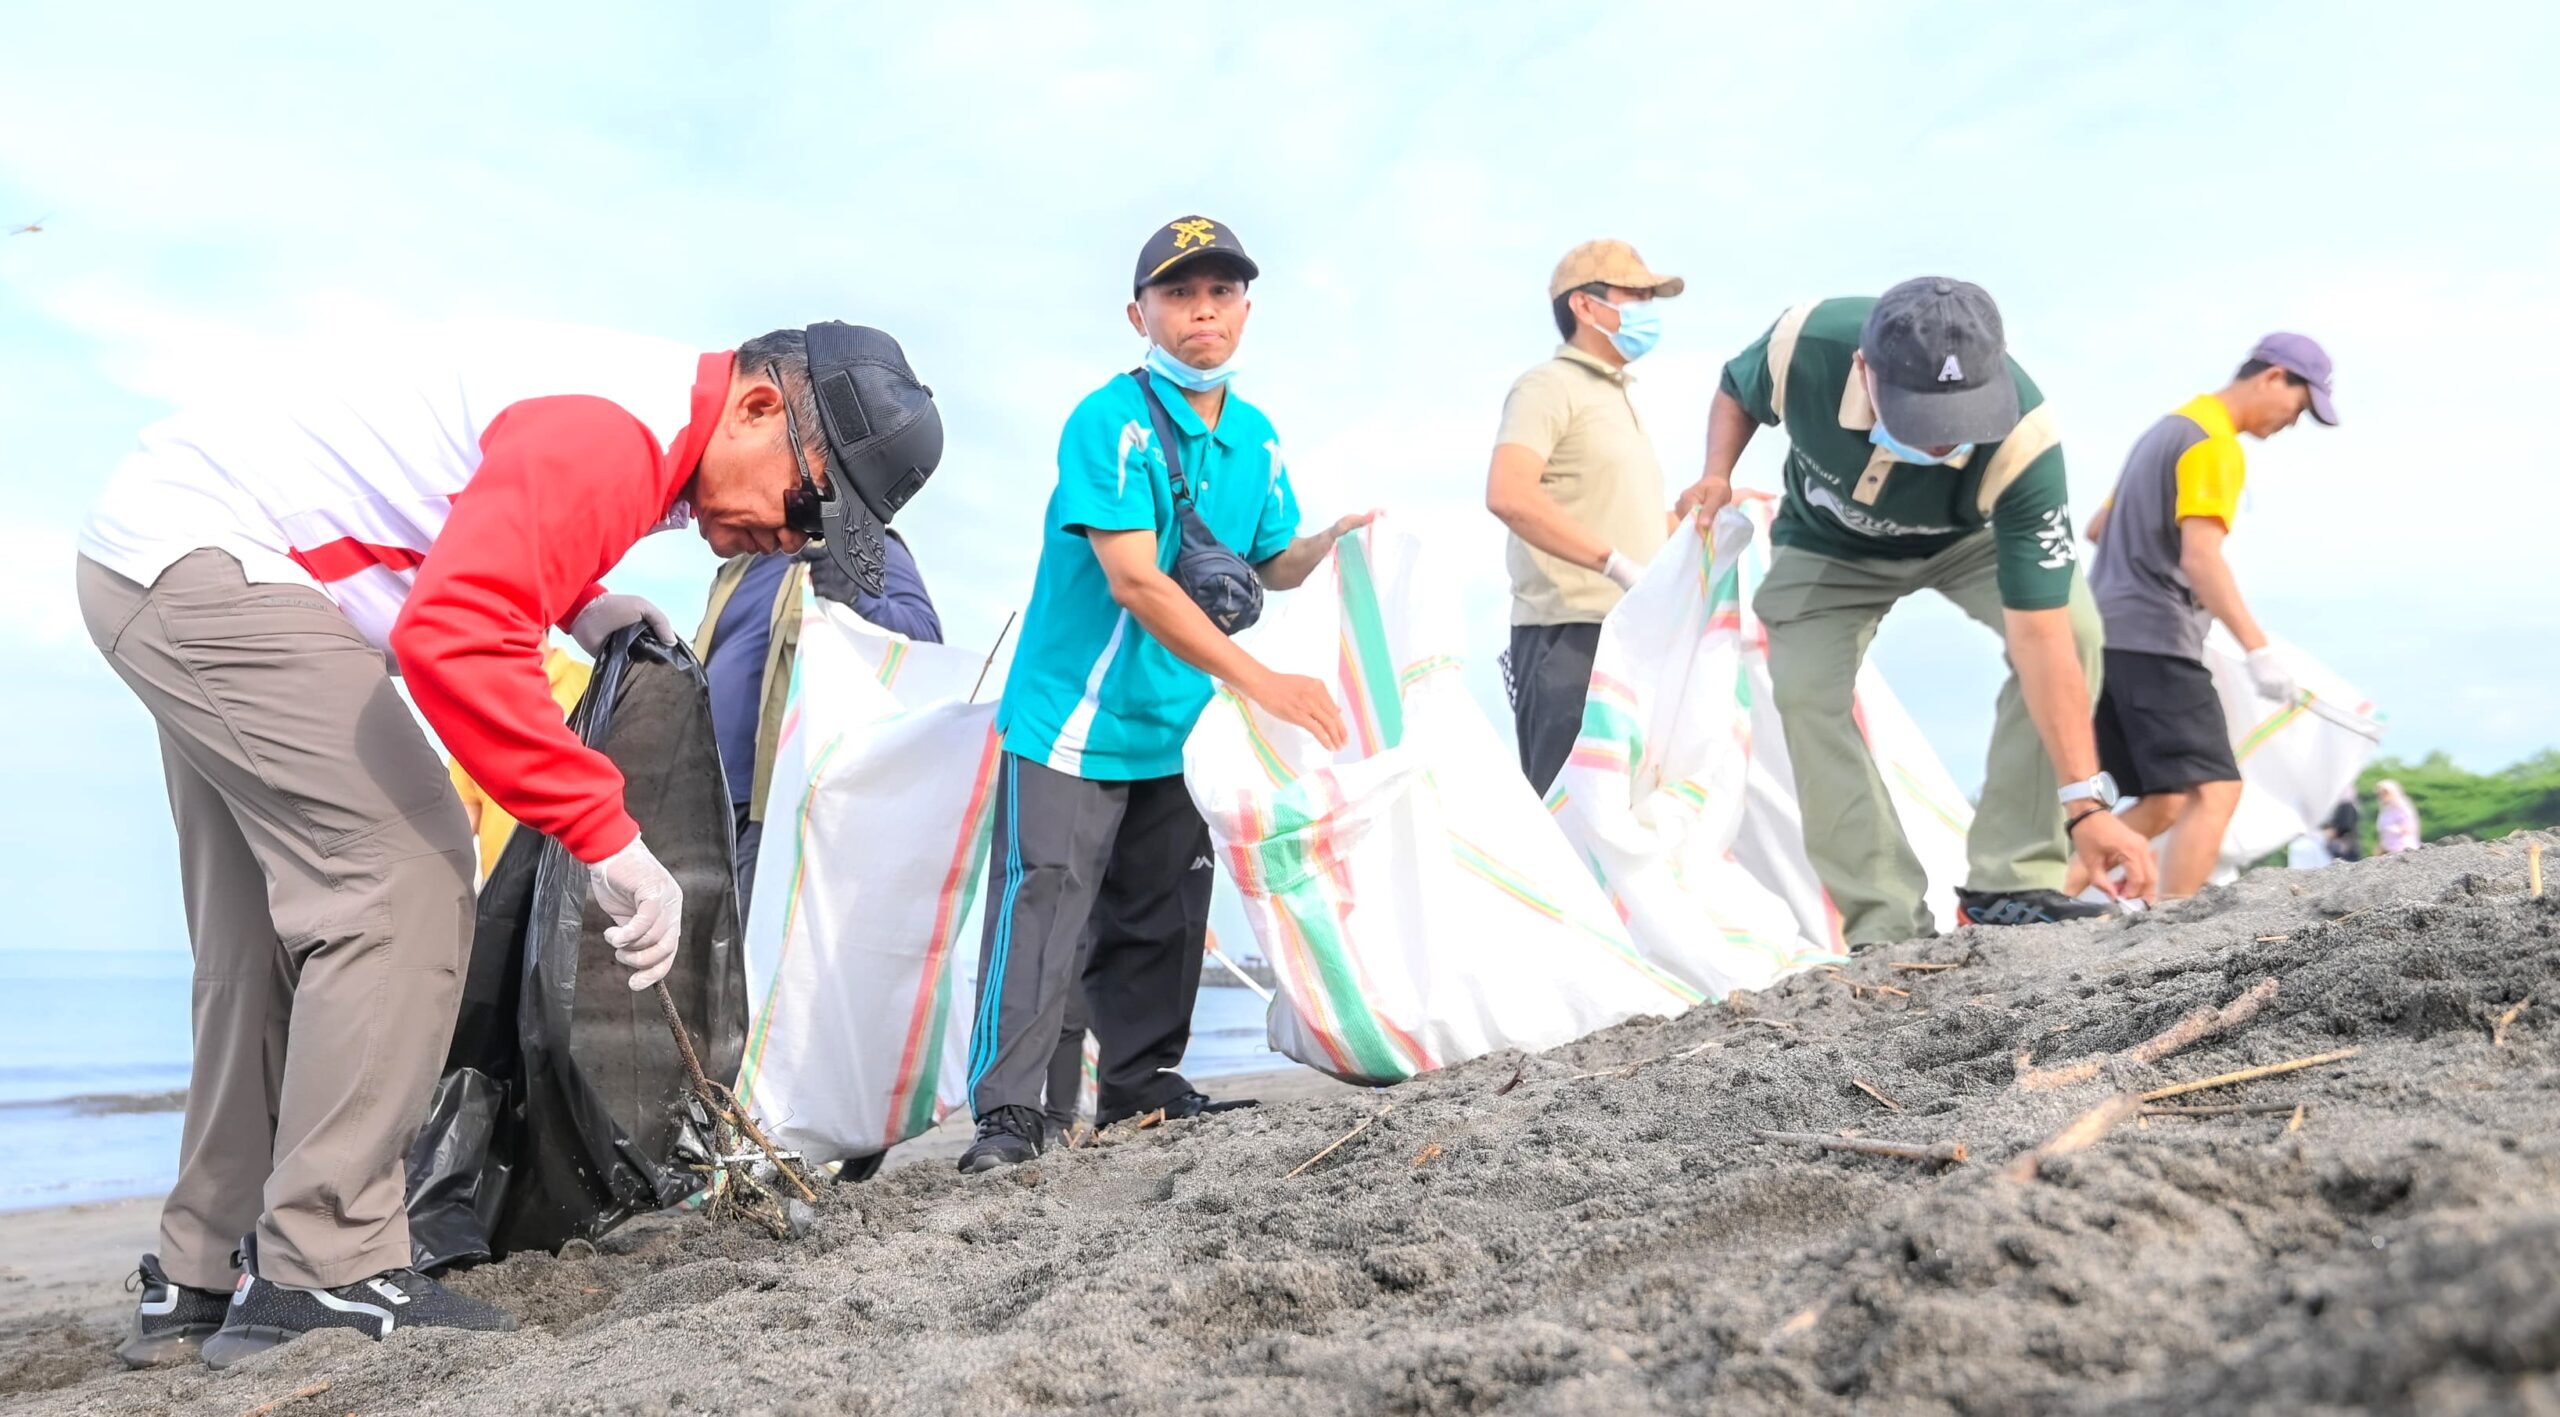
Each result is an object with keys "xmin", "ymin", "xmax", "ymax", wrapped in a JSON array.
[{"xmin": 7, "ymin": 833, "xmax": 2555, "ymax": 1416}]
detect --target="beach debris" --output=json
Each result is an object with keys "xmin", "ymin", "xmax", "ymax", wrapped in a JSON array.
[
  {"xmin": 2493, "ymin": 996, "xmax": 2532, "ymax": 1048},
  {"xmin": 2005, "ymin": 1092, "xmax": 2141, "ymax": 1182},
  {"xmin": 1410, "ymin": 1142, "xmax": 1445, "ymax": 1168},
  {"xmin": 1134, "ymin": 1108, "xmax": 1170, "ymax": 1130},
  {"xmin": 1851, "ymin": 1077, "xmax": 1905, "ymax": 1111},
  {"xmin": 2139, "ymin": 1101, "xmax": 2305, "ymax": 1118},
  {"xmin": 1287, "ymin": 1104, "xmax": 1393, "ymax": 1179},
  {"xmin": 2287, "ymin": 1104, "xmax": 2307, "ymax": 1134},
  {"xmin": 1889, "ymin": 961, "xmax": 1960, "ymax": 974},
  {"xmin": 656, "ymin": 983, "xmax": 816, "ymax": 1240},
  {"xmin": 2138, "ymin": 1047, "xmax": 2361, "ymax": 1104},
  {"xmin": 1753, "ymin": 1129, "xmax": 1967, "ymax": 1168},
  {"xmin": 1494, "ymin": 1059, "xmax": 1527, "ymax": 1096},
  {"xmin": 237, "ymin": 1381, "xmax": 330, "ymax": 1417},
  {"xmin": 2530, "ymin": 843, "xmax": 2544, "ymax": 899},
  {"xmin": 1765, "ymin": 1306, "xmax": 1822, "ymax": 1348},
  {"xmin": 2016, "ymin": 978, "xmax": 2280, "ymax": 1090}
]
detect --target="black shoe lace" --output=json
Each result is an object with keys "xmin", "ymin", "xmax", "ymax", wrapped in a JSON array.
[{"xmin": 979, "ymin": 1105, "xmax": 1043, "ymax": 1144}]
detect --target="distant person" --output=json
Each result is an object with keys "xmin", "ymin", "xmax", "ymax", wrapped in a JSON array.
[
  {"xmin": 2323, "ymin": 796, "xmax": 2364, "ymax": 862},
  {"xmin": 1486, "ymin": 240, "xmax": 1683, "ymax": 793},
  {"xmin": 449, "ymin": 642, "xmax": 592, "ymax": 885},
  {"xmin": 2286, "ymin": 832, "xmax": 2335, "ymax": 870},
  {"xmin": 2075, "ymin": 335, "xmax": 2339, "ymax": 901},
  {"xmin": 1673, "ymin": 279, "xmax": 2154, "ymax": 942},
  {"xmin": 2377, "ymin": 780, "xmax": 2421, "ymax": 853},
  {"xmin": 696, "ymin": 532, "xmax": 941, "ymax": 923},
  {"xmin": 959, "ymin": 215, "xmax": 1370, "ymax": 1173},
  {"xmin": 74, "ymin": 320, "xmax": 940, "ymax": 1368}
]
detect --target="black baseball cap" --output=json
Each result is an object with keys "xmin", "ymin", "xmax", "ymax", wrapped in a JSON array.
[
  {"xmin": 1860, "ymin": 277, "xmax": 2022, "ymax": 447},
  {"xmin": 782, "ymin": 322, "xmax": 942, "ymax": 598},
  {"xmin": 1133, "ymin": 215, "xmax": 1260, "ymax": 295}
]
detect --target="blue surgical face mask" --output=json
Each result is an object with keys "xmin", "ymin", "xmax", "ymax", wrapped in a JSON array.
[
  {"xmin": 1599, "ymin": 299, "xmax": 1662, "ymax": 362},
  {"xmin": 1145, "ymin": 341, "xmax": 1238, "ymax": 392},
  {"xmin": 1869, "ymin": 421, "xmax": 1972, "ymax": 467}
]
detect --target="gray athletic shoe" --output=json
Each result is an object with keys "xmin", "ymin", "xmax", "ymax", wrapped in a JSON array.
[
  {"xmin": 956, "ymin": 1105, "xmax": 1043, "ymax": 1174},
  {"xmin": 200, "ymin": 1235, "xmax": 514, "ymax": 1370},
  {"xmin": 115, "ymin": 1253, "xmax": 227, "ymax": 1368}
]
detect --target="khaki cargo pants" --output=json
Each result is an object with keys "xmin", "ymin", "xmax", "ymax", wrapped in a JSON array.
[
  {"xmin": 1754, "ymin": 535, "xmax": 2102, "ymax": 947},
  {"xmin": 78, "ymin": 550, "xmax": 474, "ymax": 1291}
]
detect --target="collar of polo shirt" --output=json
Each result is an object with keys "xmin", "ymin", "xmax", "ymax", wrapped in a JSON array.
[
  {"xmin": 1553, "ymin": 343, "xmax": 1635, "ymax": 384},
  {"xmin": 1838, "ymin": 365, "xmax": 1975, "ymax": 471}
]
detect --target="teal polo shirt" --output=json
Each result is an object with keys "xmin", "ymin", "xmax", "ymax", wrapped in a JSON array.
[{"xmin": 998, "ymin": 372, "xmax": 1302, "ymax": 781}]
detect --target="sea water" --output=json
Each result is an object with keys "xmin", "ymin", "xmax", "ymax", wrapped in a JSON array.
[{"xmin": 0, "ymin": 949, "xmax": 1280, "ymax": 1212}]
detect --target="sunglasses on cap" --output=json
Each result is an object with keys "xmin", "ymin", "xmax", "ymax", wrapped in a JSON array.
[{"xmin": 771, "ymin": 361, "xmax": 835, "ymax": 540}]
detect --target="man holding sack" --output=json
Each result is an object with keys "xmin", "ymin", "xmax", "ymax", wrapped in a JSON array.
[{"xmin": 960, "ymin": 216, "xmax": 1367, "ymax": 1172}]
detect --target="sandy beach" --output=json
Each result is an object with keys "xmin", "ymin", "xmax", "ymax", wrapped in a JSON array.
[{"xmin": 4, "ymin": 833, "xmax": 2554, "ymax": 1415}]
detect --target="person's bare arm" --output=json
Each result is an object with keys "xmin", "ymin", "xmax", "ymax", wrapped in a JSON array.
[
  {"xmin": 1485, "ymin": 445, "xmax": 1612, "ymax": 571},
  {"xmin": 2083, "ymin": 499, "xmax": 2112, "ymax": 544},
  {"xmin": 2178, "ymin": 516, "xmax": 2268, "ymax": 652},
  {"xmin": 1254, "ymin": 511, "xmax": 1376, "ymax": 592},
  {"xmin": 2005, "ymin": 606, "xmax": 2159, "ymax": 900},
  {"xmin": 1673, "ymin": 387, "xmax": 1759, "ymax": 525},
  {"xmin": 1087, "ymin": 527, "xmax": 1345, "ymax": 750}
]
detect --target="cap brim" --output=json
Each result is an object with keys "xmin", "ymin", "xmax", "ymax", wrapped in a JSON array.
[
  {"xmin": 2308, "ymin": 384, "xmax": 2339, "ymax": 426},
  {"xmin": 1648, "ymin": 274, "xmax": 1686, "ymax": 298},
  {"xmin": 1139, "ymin": 246, "xmax": 1261, "ymax": 289},
  {"xmin": 1872, "ymin": 375, "xmax": 2022, "ymax": 448}
]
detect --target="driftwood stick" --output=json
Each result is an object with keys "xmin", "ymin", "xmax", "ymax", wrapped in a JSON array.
[
  {"xmin": 2531, "ymin": 842, "xmax": 2544, "ymax": 900},
  {"xmin": 1852, "ymin": 1078, "xmax": 1905, "ymax": 1111},
  {"xmin": 2139, "ymin": 1101, "xmax": 2305, "ymax": 1118},
  {"xmin": 2138, "ymin": 1047, "xmax": 2360, "ymax": 1103},
  {"xmin": 239, "ymin": 1383, "xmax": 330, "ymax": 1417},
  {"xmin": 2494, "ymin": 996, "xmax": 2533, "ymax": 1048},
  {"xmin": 2006, "ymin": 1092, "xmax": 2141, "ymax": 1182},
  {"xmin": 1889, "ymin": 961, "xmax": 1960, "ymax": 973},
  {"xmin": 1287, "ymin": 1104, "xmax": 1392, "ymax": 1179},
  {"xmin": 2017, "ymin": 978, "xmax": 2279, "ymax": 1092},
  {"xmin": 1754, "ymin": 1129, "xmax": 1967, "ymax": 1166}
]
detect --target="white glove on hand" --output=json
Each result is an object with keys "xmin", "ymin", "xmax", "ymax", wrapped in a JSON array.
[
  {"xmin": 570, "ymin": 594, "xmax": 674, "ymax": 657},
  {"xmin": 2245, "ymin": 645, "xmax": 2298, "ymax": 704},
  {"xmin": 1601, "ymin": 550, "xmax": 1644, "ymax": 591},
  {"xmin": 588, "ymin": 836, "xmax": 682, "ymax": 991}
]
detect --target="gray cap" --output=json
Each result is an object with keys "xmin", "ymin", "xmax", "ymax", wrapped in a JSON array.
[
  {"xmin": 2248, "ymin": 332, "xmax": 2338, "ymax": 426},
  {"xmin": 1860, "ymin": 277, "xmax": 2022, "ymax": 447}
]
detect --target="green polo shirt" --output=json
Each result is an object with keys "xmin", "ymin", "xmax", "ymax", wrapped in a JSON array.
[{"xmin": 1719, "ymin": 296, "xmax": 2078, "ymax": 611}]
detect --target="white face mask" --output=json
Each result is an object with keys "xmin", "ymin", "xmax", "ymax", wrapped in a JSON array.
[{"xmin": 1145, "ymin": 342, "xmax": 1237, "ymax": 392}]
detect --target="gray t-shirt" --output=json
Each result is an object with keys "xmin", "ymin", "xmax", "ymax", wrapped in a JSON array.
[{"xmin": 2089, "ymin": 394, "xmax": 2248, "ymax": 662}]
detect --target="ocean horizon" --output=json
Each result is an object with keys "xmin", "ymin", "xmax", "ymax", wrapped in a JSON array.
[{"xmin": 0, "ymin": 947, "xmax": 1282, "ymax": 1214}]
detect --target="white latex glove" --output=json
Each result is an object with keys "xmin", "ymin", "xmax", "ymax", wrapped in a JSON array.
[
  {"xmin": 570, "ymin": 593, "xmax": 674, "ymax": 657},
  {"xmin": 1601, "ymin": 550, "xmax": 1644, "ymax": 591},
  {"xmin": 588, "ymin": 836, "xmax": 682, "ymax": 991},
  {"xmin": 2245, "ymin": 645, "xmax": 2298, "ymax": 704}
]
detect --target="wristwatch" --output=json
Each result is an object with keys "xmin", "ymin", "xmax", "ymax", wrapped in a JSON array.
[{"xmin": 2058, "ymin": 772, "xmax": 2121, "ymax": 812}]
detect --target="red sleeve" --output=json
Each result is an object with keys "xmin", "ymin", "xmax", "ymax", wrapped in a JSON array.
[{"xmin": 393, "ymin": 395, "xmax": 671, "ymax": 864}]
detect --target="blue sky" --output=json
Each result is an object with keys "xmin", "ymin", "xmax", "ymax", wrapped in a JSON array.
[{"xmin": 2, "ymin": 3, "xmax": 2553, "ymax": 953}]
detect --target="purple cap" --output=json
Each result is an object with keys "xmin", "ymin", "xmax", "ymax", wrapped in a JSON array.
[{"xmin": 2250, "ymin": 332, "xmax": 2337, "ymax": 426}]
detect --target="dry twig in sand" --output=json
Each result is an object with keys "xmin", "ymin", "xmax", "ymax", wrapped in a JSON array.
[
  {"xmin": 1410, "ymin": 1142, "xmax": 1444, "ymax": 1168},
  {"xmin": 1754, "ymin": 1129, "xmax": 1967, "ymax": 1167},
  {"xmin": 2531, "ymin": 842, "xmax": 2545, "ymax": 900},
  {"xmin": 2494, "ymin": 996, "xmax": 2533, "ymax": 1048},
  {"xmin": 2017, "ymin": 978, "xmax": 2279, "ymax": 1091},
  {"xmin": 656, "ymin": 984, "xmax": 815, "ymax": 1237},
  {"xmin": 1852, "ymin": 1078, "xmax": 1905, "ymax": 1111},
  {"xmin": 2138, "ymin": 1047, "xmax": 2360, "ymax": 1103},
  {"xmin": 238, "ymin": 1383, "xmax": 329, "ymax": 1417},
  {"xmin": 1287, "ymin": 1105, "xmax": 1392, "ymax": 1179},
  {"xmin": 2005, "ymin": 1092, "xmax": 2140, "ymax": 1182},
  {"xmin": 2140, "ymin": 1101, "xmax": 2304, "ymax": 1118},
  {"xmin": 1889, "ymin": 961, "xmax": 1960, "ymax": 974}
]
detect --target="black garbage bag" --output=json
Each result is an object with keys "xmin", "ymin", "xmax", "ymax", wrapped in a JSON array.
[{"xmin": 404, "ymin": 627, "xmax": 744, "ymax": 1271}]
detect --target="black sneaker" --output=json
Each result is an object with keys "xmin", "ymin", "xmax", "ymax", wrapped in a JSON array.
[
  {"xmin": 1954, "ymin": 888, "xmax": 2112, "ymax": 928},
  {"xmin": 1097, "ymin": 1090, "xmax": 1260, "ymax": 1129},
  {"xmin": 115, "ymin": 1253, "xmax": 227, "ymax": 1368},
  {"xmin": 201, "ymin": 1235, "xmax": 515, "ymax": 1370},
  {"xmin": 834, "ymin": 1151, "xmax": 885, "ymax": 1185},
  {"xmin": 956, "ymin": 1105, "xmax": 1044, "ymax": 1174}
]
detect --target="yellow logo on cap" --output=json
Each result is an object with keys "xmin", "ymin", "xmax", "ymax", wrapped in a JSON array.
[{"xmin": 1169, "ymin": 218, "xmax": 1218, "ymax": 249}]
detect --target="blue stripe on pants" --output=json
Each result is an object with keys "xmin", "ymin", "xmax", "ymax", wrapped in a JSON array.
[{"xmin": 967, "ymin": 754, "xmax": 1025, "ymax": 1099}]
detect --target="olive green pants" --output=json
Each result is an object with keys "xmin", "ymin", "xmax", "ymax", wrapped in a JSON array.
[{"xmin": 1754, "ymin": 535, "xmax": 2102, "ymax": 945}]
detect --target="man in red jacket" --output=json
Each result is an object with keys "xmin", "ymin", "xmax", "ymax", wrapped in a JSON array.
[{"xmin": 74, "ymin": 321, "xmax": 940, "ymax": 1368}]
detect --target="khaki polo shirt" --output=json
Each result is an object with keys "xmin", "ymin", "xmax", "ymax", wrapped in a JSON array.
[{"xmin": 1495, "ymin": 344, "xmax": 1669, "ymax": 626}]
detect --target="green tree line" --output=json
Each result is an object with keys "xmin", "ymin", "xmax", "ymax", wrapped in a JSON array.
[{"xmin": 2356, "ymin": 750, "xmax": 2560, "ymax": 850}]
